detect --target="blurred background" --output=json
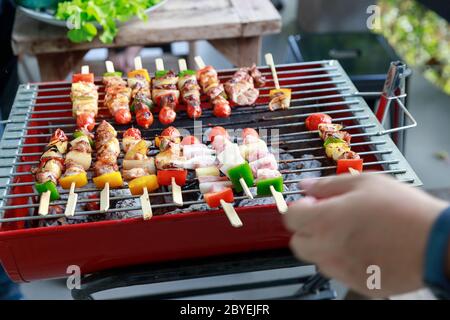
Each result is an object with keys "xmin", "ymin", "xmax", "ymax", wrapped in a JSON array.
[{"xmin": 0, "ymin": 0, "xmax": 449, "ymax": 300}]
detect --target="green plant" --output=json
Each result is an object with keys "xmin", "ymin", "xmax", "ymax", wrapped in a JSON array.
[
  {"xmin": 55, "ymin": 0, "xmax": 161, "ymax": 43},
  {"xmin": 377, "ymin": 0, "xmax": 450, "ymax": 95}
]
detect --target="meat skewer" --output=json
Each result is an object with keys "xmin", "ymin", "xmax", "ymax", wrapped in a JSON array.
[
  {"xmin": 128, "ymin": 56, "xmax": 154, "ymax": 128},
  {"xmin": 71, "ymin": 65, "xmax": 98, "ymax": 131},
  {"xmin": 155, "ymin": 127, "xmax": 185, "ymax": 206},
  {"xmin": 194, "ymin": 56, "xmax": 231, "ymax": 118},
  {"xmin": 33, "ymin": 129, "xmax": 68, "ymax": 215},
  {"xmin": 153, "ymin": 58, "xmax": 180, "ymax": 126},
  {"xmin": 207, "ymin": 126, "xmax": 254, "ymax": 200},
  {"xmin": 224, "ymin": 65, "xmax": 265, "ymax": 106},
  {"xmin": 103, "ymin": 61, "xmax": 132, "ymax": 124},
  {"xmin": 239, "ymin": 128, "xmax": 288, "ymax": 214},
  {"xmin": 121, "ymin": 128, "xmax": 158, "ymax": 220},
  {"xmin": 264, "ymin": 53, "xmax": 292, "ymax": 111},
  {"xmin": 305, "ymin": 113, "xmax": 364, "ymax": 174},
  {"xmin": 183, "ymin": 135, "xmax": 242, "ymax": 228},
  {"xmin": 93, "ymin": 120, "xmax": 124, "ymax": 212},
  {"xmin": 178, "ymin": 59, "xmax": 202, "ymax": 119},
  {"xmin": 59, "ymin": 128, "xmax": 93, "ymax": 217}
]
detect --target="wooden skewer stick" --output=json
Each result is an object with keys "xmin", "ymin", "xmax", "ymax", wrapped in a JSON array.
[
  {"xmin": 140, "ymin": 188, "xmax": 153, "ymax": 220},
  {"xmin": 81, "ymin": 65, "xmax": 90, "ymax": 74},
  {"xmin": 38, "ymin": 190, "xmax": 51, "ymax": 216},
  {"xmin": 155, "ymin": 58, "xmax": 165, "ymax": 71},
  {"xmin": 265, "ymin": 53, "xmax": 280, "ymax": 90},
  {"xmin": 64, "ymin": 182, "xmax": 78, "ymax": 217},
  {"xmin": 270, "ymin": 185, "xmax": 288, "ymax": 214},
  {"xmin": 239, "ymin": 178, "xmax": 254, "ymax": 199},
  {"xmin": 105, "ymin": 60, "xmax": 115, "ymax": 73},
  {"xmin": 220, "ymin": 199, "xmax": 243, "ymax": 228},
  {"xmin": 178, "ymin": 59, "xmax": 188, "ymax": 72},
  {"xmin": 100, "ymin": 182, "xmax": 110, "ymax": 212},
  {"xmin": 194, "ymin": 56, "xmax": 206, "ymax": 69},
  {"xmin": 171, "ymin": 177, "xmax": 183, "ymax": 206},
  {"xmin": 134, "ymin": 56, "xmax": 143, "ymax": 70}
]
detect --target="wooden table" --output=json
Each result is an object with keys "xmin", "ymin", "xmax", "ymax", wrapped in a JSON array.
[{"xmin": 12, "ymin": 0, "xmax": 281, "ymax": 81}]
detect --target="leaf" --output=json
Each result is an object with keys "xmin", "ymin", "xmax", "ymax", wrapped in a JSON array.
[{"xmin": 83, "ymin": 22, "xmax": 98, "ymax": 36}]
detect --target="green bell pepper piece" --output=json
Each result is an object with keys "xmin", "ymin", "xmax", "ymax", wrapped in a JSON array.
[
  {"xmin": 155, "ymin": 70, "xmax": 169, "ymax": 78},
  {"xmin": 179, "ymin": 70, "xmax": 196, "ymax": 77},
  {"xmin": 323, "ymin": 136, "xmax": 346, "ymax": 148},
  {"xmin": 228, "ymin": 162, "xmax": 254, "ymax": 192},
  {"xmin": 256, "ymin": 176, "xmax": 284, "ymax": 196},
  {"xmin": 103, "ymin": 71, "xmax": 123, "ymax": 77},
  {"xmin": 35, "ymin": 180, "xmax": 60, "ymax": 201},
  {"xmin": 73, "ymin": 129, "xmax": 94, "ymax": 148}
]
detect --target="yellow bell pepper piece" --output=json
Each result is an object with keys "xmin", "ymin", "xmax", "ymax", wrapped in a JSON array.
[
  {"xmin": 269, "ymin": 88, "xmax": 292, "ymax": 100},
  {"xmin": 125, "ymin": 140, "xmax": 148, "ymax": 160},
  {"xmin": 128, "ymin": 69, "xmax": 150, "ymax": 82},
  {"xmin": 128, "ymin": 175, "xmax": 159, "ymax": 196},
  {"xmin": 93, "ymin": 171, "xmax": 123, "ymax": 189},
  {"xmin": 59, "ymin": 173, "xmax": 88, "ymax": 189}
]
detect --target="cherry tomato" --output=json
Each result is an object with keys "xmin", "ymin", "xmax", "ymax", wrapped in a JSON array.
[
  {"xmin": 115, "ymin": 109, "xmax": 132, "ymax": 124},
  {"xmin": 136, "ymin": 110, "xmax": 154, "ymax": 129},
  {"xmin": 159, "ymin": 106, "xmax": 177, "ymax": 125},
  {"xmin": 161, "ymin": 126, "xmax": 180, "ymax": 139},
  {"xmin": 196, "ymin": 66, "xmax": 214, "ymax": 80},
  {"xmin": 305, "ymin": 113, "xmax": 332, "ymax": 131},
  {"xmin": 123, "ymin": 128, "xmax": 142, "ymax": 140},
  {"xmin": 208, "ymin": 126, "xmax": 228, "ymax": 143},
  {"xmin": 187, "ymin": 104, "xmax": 202, "ymax": 119},
  {"xmin": 242, "ymin": 128, "xmax": 259, "ymax": 140},
  {"xmin": 76, "ymin": 113, "xmax": 95, "ymax": 131},
  {"xmin": 72, "ymin": 73, "xmax": 94, "ymax": 83},
  {"xmin": 181, "ymin": 135, "xmax": 200, "ymax": 146},
  {"xmin": 213, "ymin": 103, "xmax": 231, "ymax": 118}
]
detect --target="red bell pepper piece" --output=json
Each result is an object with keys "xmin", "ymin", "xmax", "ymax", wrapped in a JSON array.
[
  {"xmin": 157, "ymin": 169, "xmax": 187, "ymax": 186},
  {"xmin": 204, "ymin": 188, "xmax": 234, "ymax": 208},
  {"xmin": 72, "ymin": 73, "xmax": 94, "ymax": 83},
  {"xmin": 336, "ymin": 159, "xmax": 364, "ymax": 175}
]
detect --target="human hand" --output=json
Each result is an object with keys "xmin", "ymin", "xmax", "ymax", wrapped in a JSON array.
[{"xmin": 284, "ymin": 174, "xmax": 448, "ymax": 297}]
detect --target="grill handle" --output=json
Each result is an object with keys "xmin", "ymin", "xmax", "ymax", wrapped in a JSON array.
[{"xmin": 353, "ymin": 61, "xmax": 417, "ymax": 136}]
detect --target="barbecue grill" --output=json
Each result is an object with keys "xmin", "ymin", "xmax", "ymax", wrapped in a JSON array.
[{"xmin": 0, "ymin": 60, "xmax": 419, "ymax": 285}]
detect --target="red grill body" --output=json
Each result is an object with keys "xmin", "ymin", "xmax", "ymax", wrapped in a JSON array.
[{"xmin": 0, "ymin": 61, "xmax": 419, "ymax": 282}]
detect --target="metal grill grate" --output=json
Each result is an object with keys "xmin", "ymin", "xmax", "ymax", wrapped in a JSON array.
[{"xmin": 0, "ymin": 60, "xmax": 420, "ymax": 226}]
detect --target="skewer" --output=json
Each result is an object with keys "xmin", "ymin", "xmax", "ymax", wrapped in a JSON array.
[
  {"xmin": 178, "ymin": 59, "xmax": 187, "ymax": 72},
  {"xmin": 134, "ymin": 56, "xmax": 143, "ymax": 70},
  {"xmin": 105, "ymin": 60, "xmax": 115, "ymax": 74},
  {"xmin": 100, "ymin": 182, "xmax": 110, "ymax": 212},
  {"xmin": 194, "ymin": 56, "xmax": 206, "ymax": 69},
  {"xmin": 265, "ymin": 53, "xmax": 280, "ymax": 90},
  {"xmin": 64, "ymin": 65, "xmax": 93, "ymax": 217},
  {"xmin": 239, "ymin": 178, "xmax": 254, "ymax": 199},
  {"xmin": 220, "ymin": 199, "xmax": 243, "ymax": 228},
  {"xmin": 140, "ymin": 188, "xmax": 153, "ymax": 220},
  {"xmin": 171, "ymin": 177, "xmax": 183, "ymax": 206},
  {"xmin": 155, "ymin": 58, "xmax": 164, "ymax": 72},
  {"xmin": 270, "ymin": 185, "xmax": 288, "ymax": 214},
  {"xmin": 38, "ymin": 191, "xmax": 51, "ymax": 216},
  {"xmin": 64, "ymin": 182, "xmax": 78, "ymax": 217},
  {"xmin": 265, "ymin": 53, "xmax": 292, "ymax": 110}
]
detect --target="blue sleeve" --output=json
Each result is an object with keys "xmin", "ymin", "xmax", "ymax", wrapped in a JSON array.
[{"xmin": 0, "ymin": 265, "xmax": 22, "ymax": 300}]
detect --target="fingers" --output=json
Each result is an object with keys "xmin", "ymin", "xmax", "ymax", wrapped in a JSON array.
[
  {"xmin": 284, "ymin": 196, "xmax": 318, "ymax": 233},
  {"xmin": 300, "ymin": 174, "xmax": 365, "ymax": 199},
  {"xmin": 289, "ymin": 233, "xmax": 328, "ymax": 263}
]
